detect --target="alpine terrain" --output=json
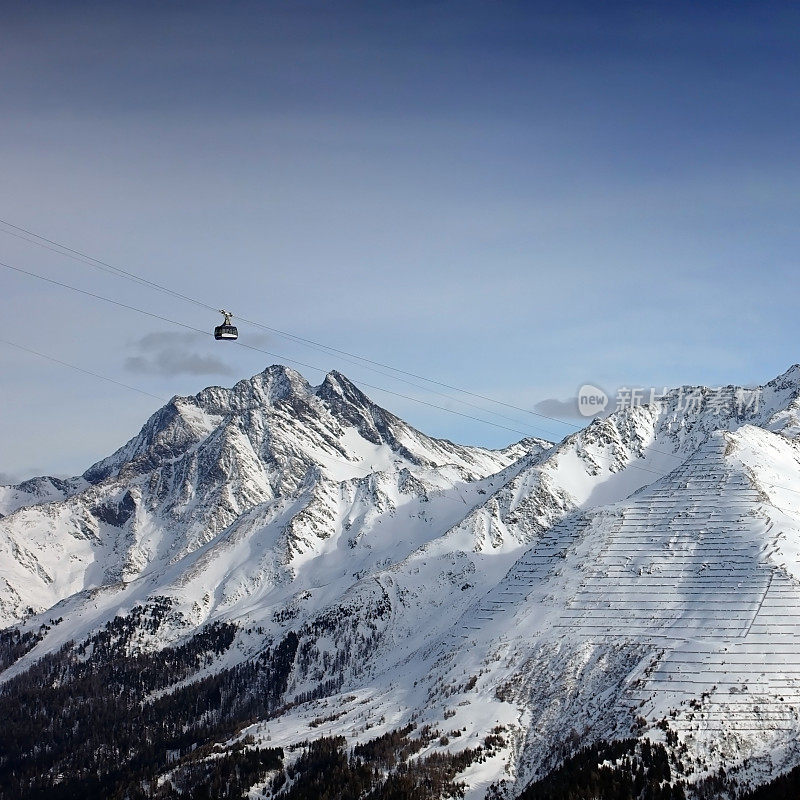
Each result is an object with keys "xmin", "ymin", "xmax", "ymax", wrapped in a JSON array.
[{"xmin": 4, "ymin": 364, "xmax": 800, "ymax": 799}]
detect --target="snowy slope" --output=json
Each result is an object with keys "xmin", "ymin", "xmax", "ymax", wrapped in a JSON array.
[{"xmin": 5, "ymin": 364, "xmax": 800, "ymax": 798}]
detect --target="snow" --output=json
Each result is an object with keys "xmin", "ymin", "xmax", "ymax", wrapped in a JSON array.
[{"xmin": 6, "ymin": 364, "xmax": 800, "ymax": 796}]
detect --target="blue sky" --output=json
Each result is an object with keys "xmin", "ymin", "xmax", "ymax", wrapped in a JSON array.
[{"xmin": 1, "ymin": 1, "xmax": 799, "ymax": 480}]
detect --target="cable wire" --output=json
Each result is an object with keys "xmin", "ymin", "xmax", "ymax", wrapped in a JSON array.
[
  {"xmin": 0, "ymin": 260, "xmax": 542, "ymax": 440},
  {"xmin": 8, "ymin": 217, "xmax": 780, "ymax": 475},
  {"xmin": 6, "ymin": 274, "xmax": 800, "ymax": 502},
  {"xmin": 0, "ymin": 260, "xmax": 731, "ymax": 488},
  {"xmin": 0, "ymin": 339, "xmax": 168, "ymax": 402},
  {"xmin": 0, "ymin": 244, "xmax": 772, "ymax": 469},
  {"xmin": 0, "ymin": 217, "xmax": 722, "ymax": 466},
  {"xmin": 0, "ymin": 218, "xmax": 581, "ymax": 431}
]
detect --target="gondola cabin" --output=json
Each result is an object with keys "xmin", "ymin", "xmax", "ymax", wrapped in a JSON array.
[{"xmin": 214, "ymin": 309, "xmax": 238, "ymax": 341}]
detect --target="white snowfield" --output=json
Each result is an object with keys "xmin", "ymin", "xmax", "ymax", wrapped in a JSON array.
[{"xmin": 4, "ymin": 364, "xmax": 800, "ymax": 797}]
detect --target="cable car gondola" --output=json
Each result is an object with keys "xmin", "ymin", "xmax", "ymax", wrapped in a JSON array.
[{"xmin": 214, "ymin": 309, "xmax": 238, "ymax": 341}]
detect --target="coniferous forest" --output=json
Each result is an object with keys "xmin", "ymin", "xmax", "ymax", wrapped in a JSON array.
[{"xmin": 0, "ymin": 607, "xmax": 784, "ymax": 800}]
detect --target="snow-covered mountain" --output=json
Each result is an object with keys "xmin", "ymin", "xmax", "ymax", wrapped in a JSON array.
[
  {"xmin": 0, "ymin": 366, "xmax": 542, "ymax": 629},
  {"xmin": 4, "ymin": 364, "xmax": 800, "ymax": 799}
]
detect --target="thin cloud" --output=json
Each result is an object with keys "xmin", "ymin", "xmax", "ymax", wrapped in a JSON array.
[
  {"xmin": 124, "ymin": 332, "xmax": 235, "ymax": 377},
  {"xmin": 135, "ymin": 331, "xmax": 201, "ymax": 351},
  {"xmin": 246, "ymin": 332, "xmax": 273, "ymax": 349},
  {"xmin": 534, "ymin": 396, "xmax": 584, "ymax": 421}
]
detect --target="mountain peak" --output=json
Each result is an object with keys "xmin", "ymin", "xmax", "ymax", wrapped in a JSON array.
[
  {"xmin": 766, "ymin": 363, "xmax": 800, "ymax": 390},
  {"xmin": 232, "ymin": 364, "xmax": 311, "ymax": 405},
  {"xmin": 316, "ymin": 370, "xmax": 372, "ymax": 407}
]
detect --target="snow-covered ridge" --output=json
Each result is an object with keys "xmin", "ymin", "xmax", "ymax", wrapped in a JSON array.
[{"xmin": 4, "ymin": 363, "xmax": 800, "ymax": 798}]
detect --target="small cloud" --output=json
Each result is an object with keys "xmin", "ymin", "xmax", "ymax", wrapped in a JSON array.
[
  {"xmin": 0, "ymin": 471, "xmax": 20, "ymax": 485},
  {"xmin": 534, "ymin": 396, "xmax": 585, "ymax": 421},
  {"xmin": 536, "ymin": 387, "xmax": 615, "ymax": 421},
  {"xmin": 124, "ymin": 331, "xmax": 235, "ymax": 377},
  {"xmin": 135, "ymin": 331, "xmax": 199, "ymax": 351},
  {"xmin": 246, "ymin": 332, "xmax": 273, "ymax": 349}
]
